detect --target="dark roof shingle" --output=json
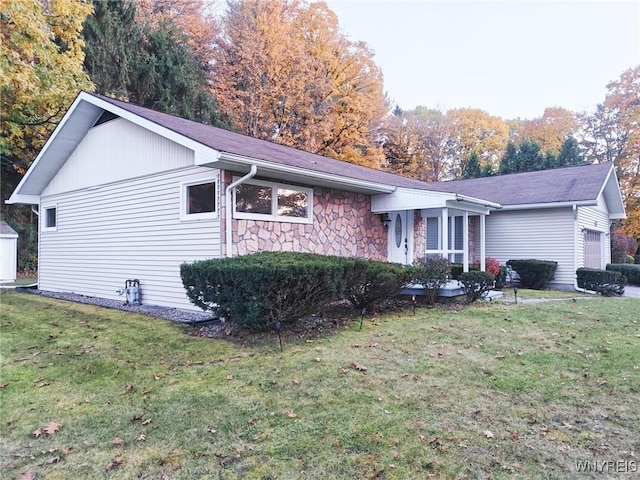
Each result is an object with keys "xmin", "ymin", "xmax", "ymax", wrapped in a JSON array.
[
  {"xmin": 422, "ymin": 163, "xmax": 612, "ymax": 206},
  {"xmin": 95, "ymin": 94, "xmax": 613, "ymax": 206}
]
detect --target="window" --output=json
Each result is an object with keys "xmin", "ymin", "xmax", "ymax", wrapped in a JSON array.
[
  {"xmin": 43, "ymin": 206, "xmax": 57, "ymax": 231},
  {"xmin": 181, "ymin": 178, "xmax": 217, "ymax": 220},
  {"xmin": 234, "ymin": 179, "xmax": 312, "ymax": 224}
]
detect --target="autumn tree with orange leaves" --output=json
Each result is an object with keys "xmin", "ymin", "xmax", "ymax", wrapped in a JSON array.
[
  {"xmin": 212, "ymin": 0, "xmax": 387, "ymax": 167},
  {"xmin": 581, "ymin": 66, "xmax": 640, "ymax": 237}
]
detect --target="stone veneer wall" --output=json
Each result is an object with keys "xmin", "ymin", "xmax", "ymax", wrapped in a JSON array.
[
  {"xmin": 413, "ymin": 212, "xmax": 426, "ymax": 262},
  {"xmin": 227, "ymin": 181, "xmax": 388, "ymax": 260}
]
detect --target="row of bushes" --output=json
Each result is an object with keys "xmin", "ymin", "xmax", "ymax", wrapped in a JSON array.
[
  {"xmin": 182, "ymin": 253, "xmax": 505, "ymax": 329},
  {"xmin": 181, "ymin": 253, "xmax": 415, "ymax": 329},
  {"xmin": 577, "ymin": 268, "xmax": 626, "ymax": 296},
  {"xmin": 606, "ymin": 263, "xmax": 640, "ymax": 286}
]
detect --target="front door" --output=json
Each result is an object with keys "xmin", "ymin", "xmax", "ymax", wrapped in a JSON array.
[{"xmin": 388, "ymin": 211, "xmax": 410, "ymax": 264}]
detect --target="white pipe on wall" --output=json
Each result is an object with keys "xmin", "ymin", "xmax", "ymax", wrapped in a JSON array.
[{"xmin": 225, "ymin": 165, "xmax": 257, "ymax": 258}]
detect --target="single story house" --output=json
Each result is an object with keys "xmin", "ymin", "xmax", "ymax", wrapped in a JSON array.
[{"xmin": 7, "ymin": 92, "xmax": 626, "ymax": 309}]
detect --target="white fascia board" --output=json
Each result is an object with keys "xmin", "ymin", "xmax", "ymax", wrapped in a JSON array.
[
  {"xmin": 371, "ymin": 188, "xmax": 455, "ymax": 212},
  {"xmin": 599, "ymin": 165, "xmax": 626, "ymax": 216},
  {"xmin": 500, "ymin": 200, "xmax": 596, "ymax": 211},
  {"xmin": 207, "ymin": 151, "xmax": 396, "ymax": 194},
  {"xmin": 5, "ymin": 194, "xmax": 40, "ymax": 205},
  {"xmin": 8, "ymin": 93, "xmax": 94, "ymax": 201}
]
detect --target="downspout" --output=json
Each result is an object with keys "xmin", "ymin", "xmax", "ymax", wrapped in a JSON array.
[{"xmin": 225, "ymin": 164, "xmax": 257, "ymax": 258}]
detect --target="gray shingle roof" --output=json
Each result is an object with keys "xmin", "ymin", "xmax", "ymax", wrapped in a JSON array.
[
  {"xmin": 95, "ymin": 94, "xmax": 432, "ymax": 191},
  {"xmin": 421, "ymin": 163, "xmax": 613, "ymax": 206},
  {"xmin": 1, "ymin": 221, "xmax": 18, "ymax": 235},
  {"xmin": 94, "ymin": 94, "xmax": 614, "ymax": 206}
]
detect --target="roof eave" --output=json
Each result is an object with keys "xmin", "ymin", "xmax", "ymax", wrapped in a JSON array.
[
  {"xmin": 200, "ymin": 151, "xmax": 397, "ymax": 195},
  {"xmin": 500, "ymin": 200, "xmax": 597, "ymax": 210}
]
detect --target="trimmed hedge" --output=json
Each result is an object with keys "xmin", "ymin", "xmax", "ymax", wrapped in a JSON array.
[
  {"xmin": 341, "ymin": 258, "xmax": 416, "ymax": 311},
  {"xmin": 577, "ymin": 268, "xmax": 626, "ymax": 296},
  {"xmin": 181, "ymin": 252, "xmax": 416, "ymax": 329},
  {"xmin": 606, "ymin": 263, "xmax": 640, "ymax": 286},
  {"xmin": 458, "ymin": 271, "xmax": 495, "ymax": 303},
  {"xmin": 413, "ymin": 257, "xmax": 451, "ymax": 305},
  {"xmin": 506, "ymin": 259, "xmax": 557, "ymax": 290},
  {"xmin": 181, "ymin": 252, "xmax": 344, "ymax": 329}
]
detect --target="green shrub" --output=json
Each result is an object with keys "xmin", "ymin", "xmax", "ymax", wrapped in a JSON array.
[
  {"xmin": 606, "ymin": 263, "xmax": 640, "ymax": 286},
  {"xmin": 450, "ymin": 262, "xmax": 479, "ymax": 280},
  {"xmin": 495, "ymin": 265, "xmax": 508, "ymax": 289},
  {"xmin": 506, "ymin": 259, "xmax": 558, "ymax": 290},
  {"xmin": 181, "ymin": 252, "xmax": 344, "ymax": 329},
  {"xmin": 413, "ymin": 257, "xmax": 450, "ymax": 305},
  {"xmin": 341, "ymin": 258, "xmax": 416, "ymax": 311},
  {"xmin": 577, "ymin": 268, "xmax": 626, "ymax": 296},
  {"xmin": 458, "ymin": 271, "xmax": 495, "ymax": 303}
]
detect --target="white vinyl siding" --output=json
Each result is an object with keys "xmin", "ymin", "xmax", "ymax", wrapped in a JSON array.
[
  {"xmin": 39, "ymin": 167, "xmax": 221, "ymax": 310},
  {"xmin": 485, "ymin": 208, "xmax": 575, "ymax": 288},
  {"xmin": 43, "ymin": 117, "xmax": 194, "ymax": 196}
]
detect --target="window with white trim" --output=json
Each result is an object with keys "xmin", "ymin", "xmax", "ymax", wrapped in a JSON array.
[
  {"xmin": 181, "ymin": 178, "xmax": 217, "ymax": 221},
  {"xmin": 43, "ymin": 206, "xmax": 57, "ymax": 231},
  {"xmin": 234, "ymin": 179, "xmax": 313, "ymax": 224}
]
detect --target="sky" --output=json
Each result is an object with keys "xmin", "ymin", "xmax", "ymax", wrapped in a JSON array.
[{"xmin": 325, "ymin": 0, "xmax": 640, "ymax": 120}]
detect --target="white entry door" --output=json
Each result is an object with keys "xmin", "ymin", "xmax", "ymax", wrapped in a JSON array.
[{"xmin": 388, "ymin": 211, "xmax": 410, "ymax": 264}]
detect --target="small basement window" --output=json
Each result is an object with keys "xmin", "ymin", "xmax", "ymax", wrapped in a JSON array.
[
  {"xmin": 181, "ymin": 178, "xmax": 217, "ymax": 220},
  {"xmin": 234, "ymin": 179, "xmax": 313, "ymax": 224},
  {"xmin": 43, "ymin": 206, "xmax": 57, "ymax": 231}
]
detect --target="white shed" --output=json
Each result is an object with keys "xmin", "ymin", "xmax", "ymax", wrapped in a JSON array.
[{"xmin": 0, "ymin": 221, "xmax": 19, "ymax": 283}]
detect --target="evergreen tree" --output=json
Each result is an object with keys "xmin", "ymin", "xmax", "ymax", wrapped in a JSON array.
[
  {"xmin": 462, "ymin": 151, "xmax": 482, "ymax": 179},
  {"xmin": 517, "ymin": 139, "xmax": 544, "ymax": 172},
  {"xmin": 83, "ymin": 1, "xmax": 226, "ymax": 127},
  {"xmin": 479, "ymin": 163, "xmax": 494, "ymax": 177},
  {"xmin": 543, "ymin": 150, "xmax": 558, "ymax": 170},
  {"xmin": 83, "ymin": 0, "xmax": 140, "ymax": 98},
  {"xmin": 499, "ymin": 141, "xmax": 518, "ymax": 174},
  {"xmin": 556, "ymin": 136, "xmax": 585, "ymax": 167}
]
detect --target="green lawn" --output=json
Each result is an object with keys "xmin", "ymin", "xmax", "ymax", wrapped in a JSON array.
[{"xmin": 1, "ymin": 291, "xmax": 638, "ymax": 479}]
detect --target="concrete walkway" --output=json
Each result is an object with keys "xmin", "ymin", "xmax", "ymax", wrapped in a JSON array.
[{"xmin": 623, "ymin": 285, "xmax": 640, "ymax": 298}]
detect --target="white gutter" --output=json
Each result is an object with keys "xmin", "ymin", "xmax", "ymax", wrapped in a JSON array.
[
  {"xmin": 455, "ymin": 194, "xmax": 502, "ymax": 209},
  {"xmin": 500, "ymin": 200, "xmax": 596, "ymax": 211},
  {"xmin": 225, "ymin": 164, "xmax": 257, "ymax": 258},
  {"xmin": 212, "ymin": 151, "xmax": 396, "ymax": 194}
]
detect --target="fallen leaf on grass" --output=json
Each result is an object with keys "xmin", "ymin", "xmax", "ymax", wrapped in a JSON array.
[
  {"xmin": 46, "ymin": 456, "xmax": 60, "ymax": 464},
  {"xmin": 107, "ymin": 456, "xmax": 122, "ymax": 469},
  {"xmin": 511, "ymin": 430, "xmax": 519, "ymax": 441},
  {"xmin": 483, "ymin": 430, "xmax": 494, "ymax": 438},
  {"xmin": 32, "ymin": 429, "xmax": 43, "ymax": 438},
  {"xmin": 153, "ymin": 374, "xmax": 163, "ymax": 381},
  {"xmin": 0, "ymin": 383, "xmax": 8, "ymax": 389},
  {"xmin": 43, "ymin": 422, "xmax": 61, "ymax": 435},
  {"xmin": 20, "ymin": 470, "xmax": 35, "ymax": 480},
  {"xmin": 561, "ymin": 422, "xmax": 574, "ymax": 430},
  {"xmin": 226, "ymin": 374, "xmax": 233, "ymax": 380},
  {"xmin": 62, "ymin": 446, "xmax": 74, "ymax": 454},
  {"xmin": 130, "ymin": 413, "xmax": 145, "ymax": 422},
  {"xmin": 110, "ymin": 437, "xmax": 124, "ymax": 447},
  {"xmin": 137, "ymin": 433, "xmax": 147, "ymax": 442},
  {"xmin": 83, "ymin": 439, "xmax": 96, "ymax": 446},
  {"xmin": 124, "ymin": 384, "xmax": 133, "ymax": 394},
  {"xmin": 286, "ymin": 411, "xmax": 297, "ymax": 418},
  {"xmin": 141, "ymin": 418, "xmax": 152, "ymax": 426},
  {"xmin": 349, "ymin": 362, "xmax": 367, "ymax": 372}
]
